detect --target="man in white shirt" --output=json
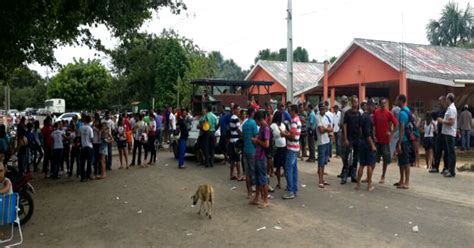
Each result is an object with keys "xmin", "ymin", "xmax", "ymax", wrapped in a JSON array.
[
  {"xmin": 324, "ymin": 101, "xmax": 334, "ymax": 162},
  {"xmin": 316, "ymin": 102, "xmax": 333, "ymax": 188},
  {"xmin": 438, "ymin": 93, "xmax": 457, "ymax": 177},
  {"xmin": 169, "ymin": 109, "xmax": 177, "ymax": 146},
  {"xmin": 104, "ymin": 112, "xmax": 114, "ymax": 170},
  {"xmin": 79, "ymin": 115, "xmax": 94, "ymax": 182},
  {"xmin": 333, "ymin": 105, "xmax": 342, "ymax": 157}
]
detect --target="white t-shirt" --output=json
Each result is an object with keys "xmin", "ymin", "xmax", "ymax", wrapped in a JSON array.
[
  {"xmin": 316, "ymin": 114, "xmax": 330, "ymax": 145},
  {"xmin": 80, "ymin": 124, "xmax": 94, "ymax": 148},
  {"xmin": 169, "ymin": 113, "xmax": 177, "ymax": 130},
  {"xmin": 333, "ymin": 111, "xmax": 341, "ymax": 133},
  {"xmin": 270, "ymin": 123, "xmax": 287, "ymax": 148},
  {"xmin": 424, "ymin": 120, "xmax": 436, "ymax": 138},
  {"xmin": 134, "ymin": 121, "xmax": 146, "ymax": 140},
  {"xmin": 117, "ymin": 126, "xmax": 127, "ymax": 141},
  {"xmin": 0, "ymin": 178, "xmax": 13, "ymax": 194},
  {"xmin": 442, "ymin": 103, "xmax": 457, "ymax": 137},
  {"xmin": 52, "ymin": 130, "xmax": 64, "ymax": 149}
]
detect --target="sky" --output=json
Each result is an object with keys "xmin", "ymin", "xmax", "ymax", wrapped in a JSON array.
[{"xmin": 29, "ymin": 0, "xmax": 472, "ymax": 77}]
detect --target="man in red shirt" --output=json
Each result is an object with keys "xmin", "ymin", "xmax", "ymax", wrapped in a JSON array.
[
  {"xmin": 41, "ymin": 117, "xmax": 54, "ymax": 179},
  {"xmin": 372, "ymin": 98, "xmax": 398, "ymax": 184}
]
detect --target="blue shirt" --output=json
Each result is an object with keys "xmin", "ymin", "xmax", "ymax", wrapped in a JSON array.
[
  {"xmin": 242, "ymin": 118, "xmax": 258, "ymax": 155},
  {"xmin": 283, "ymin": 111, "xmax": 291, "ymax": 123},
  {"xmin": 219, "ymin": 112, "xmax": 231, "ymax": 136},
  {"xmin": 307, "ymin": 111, "xmax": 317, "ymax": 129},
  {"xmin": 155, "ymin": 114, "xmax": 163, "ymax": 129},
  {"xmin": 399, "ymin": 106, "xmax": 410, "ymax": 142}
]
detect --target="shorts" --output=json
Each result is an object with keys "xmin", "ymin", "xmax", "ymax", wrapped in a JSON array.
[
  {"xmin": 359, "ymin": 141, "xmax": 376, "ymax": 166},
  {"xmin": 376, "ymin": 143, "xmax": 391, "ymax": 165},
  {"xmin": 117, "ymin": 140, "xmax": 127, "ymax": 149},
  {"xmin": 397, "ymin": 141, "xmax": 411, "ymax": 167},
  {"xmin": 317, "ymin": 143, "xmax": 329, "ymax": 167},
  {"xmin": 243, "ymin": 153, "xmax": 256, "ymax": 185},
  {"xmin": 227, "ymin": 142, "xmax": 240, "ymax": 162},
  {"xmin": 423, "ymin": 137, "xmax": 434, "ymax": 150},
  {"xmin": 273, "ymin": 147, "xmax": 287, "ymax": 169},
  {"xmin": 99, "ymin": 143, "xmax": 108, "ymax": 155},
  {"xmin": 255, "ymin": 158, "xmax": 268, "ymax": 186},
  {"xmin": 266, "ymin": 143, "xmax": 274, "ymax": 159}
]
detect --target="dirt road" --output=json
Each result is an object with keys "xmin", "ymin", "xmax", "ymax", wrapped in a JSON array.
[{"xmin": 20, "ymin": 150, "xmax": 474, "ymax": 248}]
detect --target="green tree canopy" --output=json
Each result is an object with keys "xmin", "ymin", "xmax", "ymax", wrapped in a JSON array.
[
  {"xmin": 47, "ymin": 59, "xmax": 112, "ymax": 110},
  {"xmin": 426, "ymin": 2, "xmax": 473, "ymax": 47},
  {"xmin": 0, "ymin": 67, "xmax": 47, "ymax": 110},
  {"xmin": 254, "ymin": 47, "xmax": 310, "ymax": 63},
  {"xmin": 0, "ymin": 0, "xmax": 186, "ymax": 80},
  {"xmin": 210, "ymin": 51, "xmax": 245, "ymax": 80}
]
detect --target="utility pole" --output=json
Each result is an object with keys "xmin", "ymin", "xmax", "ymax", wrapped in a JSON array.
[{"xmin": 286, "ymin": 0, "xmax": 293, "ymax": 103}]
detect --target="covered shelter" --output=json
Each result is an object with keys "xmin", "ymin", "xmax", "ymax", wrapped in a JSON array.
[
  {"xmin": 245, "ymin": 60, "xmax": 324, "ymax": 103},
  {"xmin": 296, "ymin": 38, "xmax": 474, "ymax": 113}
]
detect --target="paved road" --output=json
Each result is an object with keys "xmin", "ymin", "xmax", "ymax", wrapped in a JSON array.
[{"xmin": 20, "ymin": 150, "xmax": 474, "ymax": 247}]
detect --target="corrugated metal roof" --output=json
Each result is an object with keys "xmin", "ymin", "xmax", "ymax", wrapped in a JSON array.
[
  {"xmin": 251, "ymin": 60, "xmax": 324, "ymax": 92},
  {"xmin": 355, "ymin": 38, "xmax": 474, "ymax": 81}
]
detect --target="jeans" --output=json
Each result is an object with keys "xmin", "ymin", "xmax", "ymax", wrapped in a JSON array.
[
  {"xmin": 461, "ymin": 130, "xmax": 470, "ymax": 151},
  {"xmin": 43, "ymin": 148, "xmax": 52, "ymax": 177},
  {"xmin": 445, "ymin": 135, "xmax": 456, "ymax": 175},
  {"xmin": 341, "ymin": 139, "xmax": 359, "ymax": 180},
  {"xmin": 18, "ymin": 151, "xmax": 28, "ymax": 176},
  {"xmin": 433, "ymin": 134, "xmax": 448, "ymax": 171},
  {"xmin": 335, "ymin": 131, "xmax": 341, "ymax": 156},
  {"xmin": 148, "ymin": 136, "xmax": 156, "ymax": 163},
  {"xmin": 132, "ymin": 139, "xmax": 143, "ymax": 165},
  {"xmin": 93, "ymin": 144, "xmax": 101, "ymax": 175},
  {"xmin": 33, "ymin": 143, "xmax": 43, "ymax": 171},
  {"xmin": 106, "ymin": 143, "xmax": 112, "ymax": 170},
  {"xmin": 52, "ymin": 148, "xmax": 63, "ymax": 179},
  {"xmin": 70, "ymin": 148, "xmax": 80, "ymax": 177},
  {"xmin": 156, "ymin": 129, "xmax": 163, "ymax": 147},
  {"xmin": 285, "ymin": 150, "xmax": 298, "ymax": 194},
  {"xmin": 300, "ymin": 134, "xmax": 307, "ymax": 156},
  {"xmin": 178, "ymin": 138, "xmax": 187, "ymax": 167},
  {"xmin": 80, "ymin": 146, "xmax": 93, "ymax": 181},
  {"xmin": 202, "ymin": 132, "xmax": 216, "ymax": 167},
  {"xmin": 63, "ymin": 143, "xmax": 70, "ymax": 172},
  {"xmin": 307, "ymin": 129, "xmax": 316, "ymax": 160}
]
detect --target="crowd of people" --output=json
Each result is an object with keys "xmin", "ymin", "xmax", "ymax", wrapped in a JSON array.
[{"xmin": 197, "ymin": 92, "xmax": 463, "ymax": 207}]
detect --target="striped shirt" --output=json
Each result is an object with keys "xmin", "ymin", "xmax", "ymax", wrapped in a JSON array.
[
  {"xmin": 287, "ymin": 116, "xmax": 301, "ymax": 152},
  {"xmin": 229, "ymin": 115, "xmax": 240, "ymax": 143}
]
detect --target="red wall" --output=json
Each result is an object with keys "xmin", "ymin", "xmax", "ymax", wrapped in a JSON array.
[
  {"xmin": 248, "ymin": 66, "xmax": 287, "ymax": 101},
  {"xmin": 330, "ymin": 47, "xmax": 399, "ymax": 87}
]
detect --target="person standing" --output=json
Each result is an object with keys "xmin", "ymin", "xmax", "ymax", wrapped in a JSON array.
[
  {"xmin": 430, "ymin": 96, "xmax": 448, "ymax": 173},
  {"xmin": 341, "ymin": 96, "xmax": 361, "ymax": 184},
  {"xmin": 242, "ymin": 108, "xmax": 258, "ymax": 199},
  {"xmin": 422, "ymin": 112, "xmax": 436, "ymax": 170},
  {"xmin": 200, "ymin": 105, "xmax": 217, "ymax": 168},
  {"xmin": 356, "ymin": 100, "xmax": 377, "ymax": 191},
  {"xmin": 396, "ymin": 95, "xmax": 411, "ymax": 189},
  {"xmin": 250, "ymin": 111, "xmax": 271, "ymax": 208},
  {"xmin": 438, "ymin": 93, "xmax": 458, "ymax": 178},
  {"xmin": 324, "ymin": 101, "xmax": 335, "ymax": 163},
  {"xmin": 116, "ymin": 118, "xmax": 129, "ymax": 169},
  {"xmin": 217, "ymin": 105, "xmax": 231, "ymax": 164},
  {"xmin": 177, "ymin": 109, "xmax": 190, "ymax": 169},
  {"xmin": 131, "ymin": 114, "xmax": 146, "ymax": 166},
  {"xmin": 79, "ymin": 115, "xmax": 94, "ymax": 182},
  {"xmin": 270, "ymin": 111, "xmax": 286, "ymax": 189},
  {"xmin": 298, "ymin": 104, "xmax": 307, "ymax": 160},
  {"xmin": 333, "ymin": 105, "xmax": 342, "ymax": 158},
  {"xmin": 306, "ymin": 104, "xmax": 317, "ymax": 162},
  {"xmin": 104, "ymin": 112, "xmax": 114, "ymax": 171},
  {"xmin": 281, "ymin": 104, "xmax": 301, "ymax": 199},
  {"xmin": 98, "ymin": 124, "xmax": 113, "ymax": 179},
  {"xmin": 228, "ymin": 105, "xmax": 243, "ymax": 180},
  {"xmin": 315, "ymin": 103, "xmax": 332, "ymax": 188},
  {"xmin": 169, "ymin": 108, "xmax": 177, "ymax": 150},
  {"xmin": 155, "ymin": 110, "xmax": 163, "ymax": 149},
  {"xmin": 92, "ymin": 119, "xmax": 102, "ymax": 177},
  {"xmin": 41, "ymin": 118, "xmax": 54, "ymax": 179},
  {"xmin": 459, "ymin": 105, "xmax": 472, "ymax": 152},
  {"xmin": 372, "ymin": 97, "xmax": 398, "ymax": 184},
  {"xmin": 32, "ymin": 120, "xmax": 43, "ymax": 172},
  {"xmin": 337, "ymin": 96, "xmax": 351, "ymax": 177},
  {"xmin": 147, "ymin": 113, "xmax": 157, "ymax": 165}
]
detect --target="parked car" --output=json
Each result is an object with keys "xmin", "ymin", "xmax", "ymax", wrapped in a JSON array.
[
  {"xmin": 7, "ymin": 109, "xmax": 19, "ymax": 116},
  {"xmin": 171, "ymin": 118, "xmax": 222, "ymax": 163},
  {"xmin": 56, "ymin": 112, "xmax": 81, "ymax": 123}
]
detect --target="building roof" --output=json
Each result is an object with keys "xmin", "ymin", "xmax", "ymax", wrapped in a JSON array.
[
  {"xmin": 245, "ymin": 60, "xmax": 324, "ymax": 92},
  {"xmin": 191, "ymin": 79, "xmax": 273, "ymax": 87},
  {"xmin": 295, "ymin": 38, "xmax": 474, "ymax": 96}
]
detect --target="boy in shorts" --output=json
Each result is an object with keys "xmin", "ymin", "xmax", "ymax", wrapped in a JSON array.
[
  {"xmin": 356, "ymin": 100, "xmax": 377, "ymax": 191},
  {"xmin": 316, "ymin": 103, "xmax": 333, "ymax": 188},
  {"xmin": 250, "ymin": 111, "xmax": 270, "ymax": 208}
]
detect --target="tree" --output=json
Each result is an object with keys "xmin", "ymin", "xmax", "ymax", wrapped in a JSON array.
[
  {"xmin": 47, "ymin": 59, "xmax": 112, "ymax": 110},
  {"xmin": 329, "ymin": 56, "xmax": 338, "ymax": 64},
  {"xmin": 210, "ymin": 51, "xmax": 245, "ymax": 80},
  {"xmin": 426, "ymin": 2, "xmax": 473, "ymax": 47},
  {"xmin": 109, "ymin": 31, "xmax": 189, "ymax": 108},
  {"xmin": 254, "ymin": 47, "xmax": 310, "ymax": 63},
  {"xmin": 0, "ymin": 0, "xmax": 186, "ymax": 81},
  {"xmin": 0, "ymin": 67, "xmax": 47, "ymax": 110}
]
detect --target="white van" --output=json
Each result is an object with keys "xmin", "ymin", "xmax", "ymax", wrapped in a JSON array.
[{"xmin": 45, "ymin": 98, "xmax": 66, "ymax": 114}]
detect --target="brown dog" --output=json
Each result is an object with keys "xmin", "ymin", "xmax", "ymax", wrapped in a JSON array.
[{"xmin": 191, "ymin": 184, "xmax": 214, "ymax": 219}]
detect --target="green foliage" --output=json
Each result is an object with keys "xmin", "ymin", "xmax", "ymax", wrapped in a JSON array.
[
  {"xmin": 0, "ymin": 0, "xmax": 186, "ymax": 80},
  {"xmin": 0, "ymin": 67, "xmax": 47, "ymax": 110},
  {"xmin": 210, "ymin": 51, "xmax": 245, "ymax": 80},
  {"xmin": 47, "ymin": 59, "xmax": 112, "ymax": 110},
  {"xmin": 254, "ymin": 47, "xmax": 310, "ymax": 63},
  {"xmin": 329, "ymin": 56, "xmax": 338, "ymax": 64},
  {"xmin": 109, "ymin": 31, "xmax": 189, "ymax": 109},
  {"xmin": 426, "ymin": 2, "xmax": 473, "ymax": 47}
]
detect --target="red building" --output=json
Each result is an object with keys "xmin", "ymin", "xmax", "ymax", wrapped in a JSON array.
[
  {"xmin": 296, "ymin": 38, "xmax": 474, "ymax": 112},
  {"xmin": 245, "ymin": 60, "xmax": 324, "ymax": 103}
]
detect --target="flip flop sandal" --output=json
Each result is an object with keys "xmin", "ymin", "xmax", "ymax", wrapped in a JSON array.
[
  {"xmin": 393, "ymin": 182, "xmax": 400, "ymax": 187},
  {"xmin": 318, "ymin": 184, "xmax": 325, "ymax": 188},
  {"xmin": 323, "ymin": 181, "xmax": 330, "ymax": 186},
  {"xmin": 237, "ymin": 177, "xmax": 245, "ymax": 181}
]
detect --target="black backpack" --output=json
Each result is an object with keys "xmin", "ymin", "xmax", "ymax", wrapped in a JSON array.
[{"xmin": 401, "ymin": 108, "xmax": 418, "ymax": 142}]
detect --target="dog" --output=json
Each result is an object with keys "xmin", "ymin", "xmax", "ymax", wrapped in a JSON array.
[{"xmin": 191, "ymin": 184, "xmax": 214, "ymax": 219}]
